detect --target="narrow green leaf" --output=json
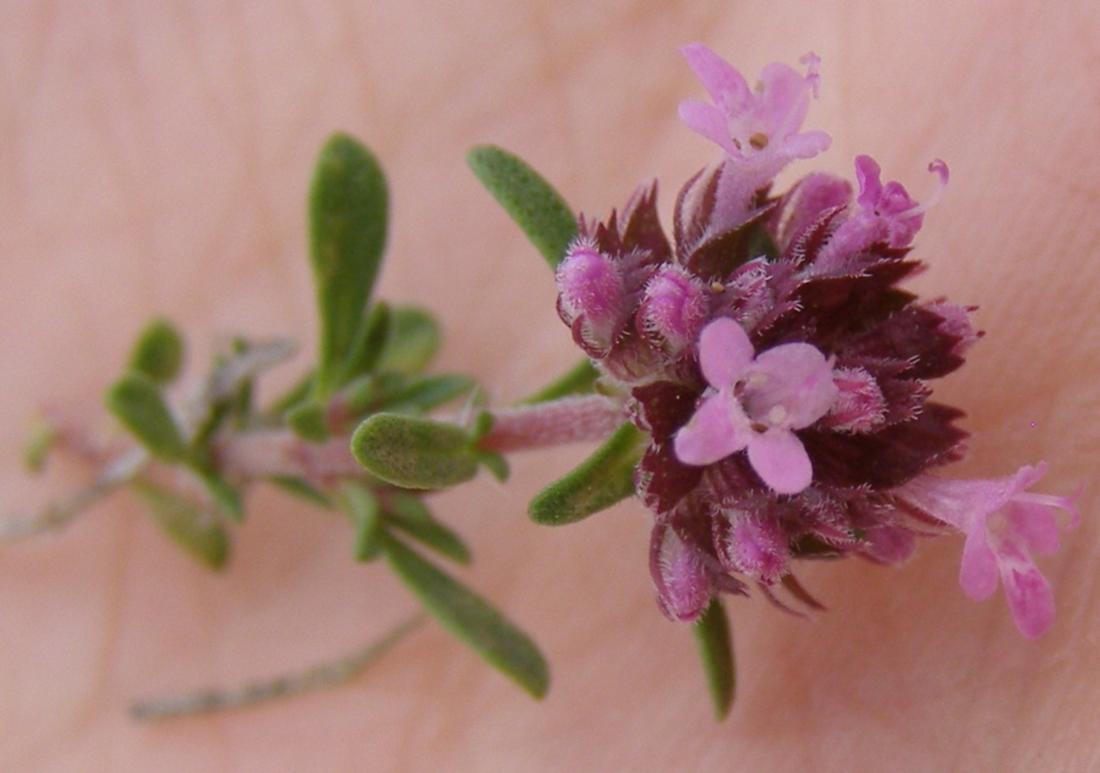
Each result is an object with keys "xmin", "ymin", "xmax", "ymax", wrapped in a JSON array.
[
  {"xmin": 467, "ymin": 145, "xmax": 577, "ymax": 268},
  {"xmin": 383, "ymin": 374, "xmax": 476, "ymax": 414},
  {"xmin": 375, "ymin": 306, "xmax": 441, "ymax": 376},
  {"xmin": 129, "ymin": 318, "xmax": 185, "ymax": 384},
  {"xmin": 693, "ymin": 599, "xmax": 736, "ymax": 720},
  {"xmin": 519, "ymin": 359, "xmax": 600, "ymax": 405},
  {"xmin": 474, "ymin": 450, "xmax": 510, "ymax": 482},
  {"xmin": 132, "ymin": 480, "xmax": 230, "ymax": 571},
  {"xmin": 340, "ymin": 481, "xmax": 382, "ymax": 562},
  {"xmin": 351, "ymin": 413, "xmax": 479, "ymax": 490},
  {"xmin": 268, "ymin": 475, "xmax": 333, "ymax": 508},
  {"xmin": 339, "ymin": 301, "xmax": 391, "ymax": 383},
  {"xmin": 528, "ymin": 422, "xmax": 643, "ymax": 525},
  {"xmin": 196, "ymin": 470, "xmax": 244, "ymax": 523},
  {"xmin": 384, "ymin": 492, "xmax": 471, "ymax": 564},
  {"xmin": 287, "ymin": 401, "xmax": 329, "ymax": 442},
  {"xmin": 380, "ymin": 532, "xmax": 548, "ymax": 698},
  {"xmin": 22, "ymin": 418, "xmax": 57, "ymax": 474},
  {"xmin": 310, "ymin": 133, "xmax": 389, "ymax": 397},
  {"xmin": 105, "ymin": 374, "xmax": 187, "ymax": 461}
]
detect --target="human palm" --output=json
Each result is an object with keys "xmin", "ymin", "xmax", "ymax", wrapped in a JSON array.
[{"xmin": 2, "ymin": 2, "xmax": 1098, "ymax": 770}]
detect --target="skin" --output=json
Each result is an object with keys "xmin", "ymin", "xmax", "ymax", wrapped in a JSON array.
[{"xmin": 2, "ymin": 1, "xmax": 1098, "ymax": 769}]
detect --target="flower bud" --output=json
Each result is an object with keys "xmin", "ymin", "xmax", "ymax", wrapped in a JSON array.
[
  {"xmin": 637, "ymin": 265, "xmax": 709, "ymax": 355},
  {"xmin": 555, "ymin": 244, "xmax": 626, "ymax": 355},
  {"xmin": 716, "ymin": 509, "xmax": 789, "ymax": 583}
]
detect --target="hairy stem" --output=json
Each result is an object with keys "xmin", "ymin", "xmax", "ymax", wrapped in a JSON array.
[
  {"xmin": 129, "ymin": 614, "xmax": 425, "ymax": 721},
  {"xmin": 478, "ymin": 395, "xmax": 625, "ymax": 453}
]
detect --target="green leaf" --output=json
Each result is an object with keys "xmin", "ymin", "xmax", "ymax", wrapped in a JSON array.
[
  {"xmin": 22, "ymin": 417, "xmax": 57, "ymax": 474},
  {"xmin": 375, "ymin": 306, "xmax": 441, "ymax": 376},
  {"xmin": 380, "ymin": 532, "xmax": 548, "ymax": 698},
  {"xmin": 383, "ymin": 374, "xmax": 476, "ymax": 414},
  {"xmin": 310, "ymin": 133, "xmax": 389, "ymax": 397},
  {"xmin": 340, "ymin": 481, "xmax": 382, "ymax": 562},
  {"xmin": 340, "ymin": 301, "xmax": 391, "ymax": 382},
  {"xmin": 693, "ymin": 599, "xmax": 736, "ymax": 720},
  {"xmin": 528, "ymin": 422, "xmax": 643, "ymax": 525},
  {"xmin": 196, "ymin": 470, "xmax": 244, "ymax": 523},
  {"xmin": 132, "ymin": 480, "xmax": 230, "ymax": 571},
  {"xmin": 128, "ymin": 318, "xmax": 185, "ymax": 384},
  {"xmin": 105, "ymin": 374, "xmax": 187, "ymax": 461},
  {"xmin": 467, "ymin": 145, "xmax": 577, "ymax": 269},
  {"xmin": 519, "ymin": 359, "xmax": 600, "ymax": 405},
  {"xmin": 474, "ymin": 450, "xmax": 509, "ymax": 482},
  {"xmin": 267, "ymin": 475, "xmax": 333, "ymax": 508},
  {"xmin": 351, "ymin": 413, "xmax": 479, "ymax": 490},
  {"xmin": 384, "ymin": 492, "xmax": 471, "ymax": 564},
  {"xmin": 287, "ymin": 401, "xmax": 329, "ymax": 442}
]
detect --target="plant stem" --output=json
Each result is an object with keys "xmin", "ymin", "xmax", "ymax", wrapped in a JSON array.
[
  {"xmin": 0, "ymin": 449, "xmax": 146, "ymax": 541},
  {"xmin": 477, "ymin": 395, "xmax": 625, "ymax": 453},
  {"xmin": 129, "ymin": 614, "xmax": 425, "ymax": 721}
]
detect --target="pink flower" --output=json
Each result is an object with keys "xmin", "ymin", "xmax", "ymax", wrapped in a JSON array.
[
  {"xmin": 673, "ymin": 318, "xmax": 838, "ymax": 495},
  {"xmin": 678, "ymin": 44, "xmax": 830, "ymax": 164},
  {"xmin": 677, "ymin": 46, "xmax": 832, "ymax": 236},
  {"xmin": 818, "ymin": 155, "xmax": 949, "ymax": 269},
  {"xmin": 896, "ymin": 463, "xmax": 1081, "ymax": 638}
]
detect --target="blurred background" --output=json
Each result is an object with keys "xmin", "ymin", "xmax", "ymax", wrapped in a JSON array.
[{"xmin": 2, "ymin": 2, "xmax": 1098, "ymax": 770}]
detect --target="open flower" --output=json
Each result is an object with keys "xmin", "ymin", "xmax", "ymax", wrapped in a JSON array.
[
  {"xmin": 895, "ymin": 463, "xmax": 1080, "ymax": 638},
  {"xmin": 818, "ymin": 155, "xmax": 950, "ymax": 269},
  {"xmin": 678, "ymin": 45, "xmax": 832, "ymax": 236},
  {"xmin": 673, "ymin": 318, "xmax": 837, "ymax": 495},
  {"xmin": 678, "ymin": 44, "xmax": 830, "ymax": 163}
]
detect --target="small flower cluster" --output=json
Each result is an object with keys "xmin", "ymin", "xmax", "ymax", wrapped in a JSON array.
[{"xmin": 554, "ymin": 44, "xmax": 1079, "ymax": 637}]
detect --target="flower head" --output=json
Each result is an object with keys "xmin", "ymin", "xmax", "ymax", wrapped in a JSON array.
[
  {"xmin": 896, "ymin": 464, "xmax": 1080, "ymax": 638},
  {"xmin": 544, "ymin": 46, "xmax": 1081, "ymax": 636}
]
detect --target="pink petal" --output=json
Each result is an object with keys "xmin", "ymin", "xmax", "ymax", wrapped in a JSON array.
[
  {"xmin": 650, "ymin": 523, "xmax": 712, "ymax": 622},
  {"xmin": 780, "ymin": 130, "xmax": 832, "ymax": 160},
  {"xmin": 959, "ymin": 528, "xmax": 998, "ymax": 601},
  {"xmin": 1005, "ymin": 503, "xmax": 1061, "ymax": 556},
  {"xmin": 679, "ymin": 43, "xmax": 751, "ymax": 115},
  {"xmin": 756, "ymin": 62, "xmax": 812, "ymax": 138},
  {"xmin": 698, "ymin": 317, "xmax": 755, "ymax": 388},
  {"xmin": 860, "ymin": 525, "xmax": 916, "ymax": 565},
  {"xmin": 854, "ymin": 155, "xmax": 883, "ymax": 209},
  {"xmin": 673, "ymin": 390, "xmax": 751, "ymax": 466},
  {"xmin": 745, "ymin": 342, "xmax": 837, "ymax": 428},
  {"xmin": 678, "ymin": 100, "xmax": 738, "ymax": 156},
  {"xmin": 746, "ymin": 429, "xmax": 813, "ymax": 495},
  {"xmin": 999, "ymin": 556, "xmax": 1055, "ymax": 639}
]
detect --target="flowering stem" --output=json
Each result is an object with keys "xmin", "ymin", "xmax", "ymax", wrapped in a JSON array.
[
  {"xmin": 2, "ymin": 394, "xmax": 625, "ymax": 540},
  {"xmin": 129, "ymin": 614, "xmax": 425, "ymax": 721}
]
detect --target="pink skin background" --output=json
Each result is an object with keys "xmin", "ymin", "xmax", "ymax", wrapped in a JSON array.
[{"xmin": 1, "ymin": 2, "xmax": 1098, "ymax": 770}]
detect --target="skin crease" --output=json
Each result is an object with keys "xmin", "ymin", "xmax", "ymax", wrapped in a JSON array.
[{"xmin": 1, "ymin": 0, "xmax": 1098, "ymax": 769}]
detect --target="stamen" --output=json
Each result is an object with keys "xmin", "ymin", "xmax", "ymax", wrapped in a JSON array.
[
  {"xmin": 749, "ymin": 132, "xmax": 769, "ymax": 150},
  {"xmin": 899, "ymin": 159, "xmax": 950, "ymax": 218}
]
